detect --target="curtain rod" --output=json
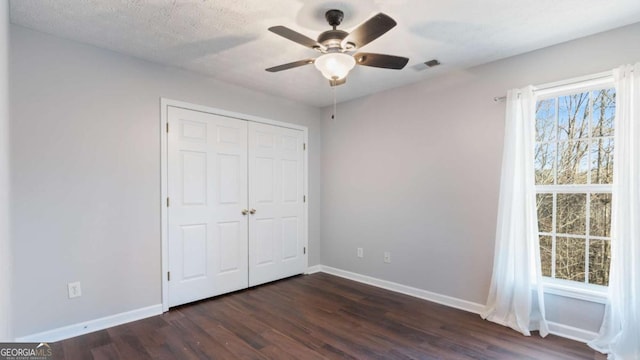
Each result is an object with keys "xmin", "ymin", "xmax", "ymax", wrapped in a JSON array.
[{"xmin": 493, "ymin": 70, "xmax": 614, "ymax": 103}]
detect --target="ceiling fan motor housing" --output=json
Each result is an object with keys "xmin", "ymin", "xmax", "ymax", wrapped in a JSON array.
[{"xmin": 318, "ymin": 29, "xmax": 348, "ymax": 49}]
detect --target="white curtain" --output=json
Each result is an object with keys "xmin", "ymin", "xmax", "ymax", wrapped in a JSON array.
[
  {"xmin": 588, "ymin": 64, "xmax": 640, "ymax": 359},
  {"xmin": 481, "ymin": 86, "xmax": 549, "ymax": 337}
]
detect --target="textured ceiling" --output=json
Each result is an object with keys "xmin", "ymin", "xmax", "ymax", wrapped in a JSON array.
[{"xmin": 9, "ymin": 0, "xmax": 640, "ymax": 107}]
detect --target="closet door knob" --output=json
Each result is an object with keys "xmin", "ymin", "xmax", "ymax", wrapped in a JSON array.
[
  {"xmin": 241, "ymin": 209, "xmax": 249, "ymax": 215},
  {"xmin": 249, "ymin": 209, "xmax": 256, "ymax": 215}
]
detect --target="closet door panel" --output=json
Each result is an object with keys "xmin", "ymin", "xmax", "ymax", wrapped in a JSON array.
[
  {"xmin": 168, "ymin": 107, "xmax": 248, "ymax": 307},
  {"xmin": 248, "ymin": 122, "xmax": 306, "ymax": 287}
]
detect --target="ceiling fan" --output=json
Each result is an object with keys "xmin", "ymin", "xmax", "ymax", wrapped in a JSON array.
[{"xmin": 266, "ymin": 9, "xmax": 409, "ymax": 86}]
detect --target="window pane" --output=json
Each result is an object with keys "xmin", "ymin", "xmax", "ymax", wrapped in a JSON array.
[
  {"xmin": 592, "ymin": 89, "xmax": 615, "ymax": 137},
  {"xmin": 590, "ymin": 193, "xmax": 612, "ymax": 237},
  {"xmin": 589, "ymin": 239, "xmax": 611, "ymax": 286},
  {"xmin": 557, "ymin": 193, "xmax": 586, "ymax": 235},
  {"xmin": 557, "ymin": 141, "xmax": 588, "ymax": 184},
  {"xmin": 534, "ymin": 87, "xmax": 615, "ymax": 288},
  {"xmin": 536, "ymin": 98, "xmax": 556, "ymax": 142},
  {"xmin": 556, "ymin": 237, "xmax": 585, "ymax": 282},
  {"xmin": 590, "ymin": 138, "xmax": 614, "ymax": 184},
  {"xmin": 558, "ymin": 92, "xmax": 590, "ymax": 140},
  {"xmin": 536, "ymin": 193, "xmax": 553, "ymax": 233},
  {"xmin": 535, "ymin": 143, "xmax": 555, "ymax": 185},
  {"xmin": 540, "ymin": 235, "xmax": 552, "ymax": 277}
]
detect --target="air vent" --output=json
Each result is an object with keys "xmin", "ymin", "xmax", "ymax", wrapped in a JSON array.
[{"xmin": 424, "ymin": 59, "xmax": 441, "ymax": 68}]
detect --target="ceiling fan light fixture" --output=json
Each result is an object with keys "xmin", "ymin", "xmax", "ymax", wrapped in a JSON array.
[
  {"xmin": 314, "ymin": 52, "xmax": 356, "ymax": 80},
  {"xmin": 266, "ymin": 11, "xmax": 407, "ymax": 86}
]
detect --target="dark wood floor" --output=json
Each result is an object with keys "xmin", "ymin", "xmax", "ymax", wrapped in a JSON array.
[{"xmin": 52, "ymin": 273, "xmax": 605, "ymax": 359}]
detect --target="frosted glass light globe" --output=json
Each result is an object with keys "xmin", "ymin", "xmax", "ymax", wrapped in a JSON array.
[{"xmin": 314, "ymin": 53, "xmax": 356, "ymax": 80}]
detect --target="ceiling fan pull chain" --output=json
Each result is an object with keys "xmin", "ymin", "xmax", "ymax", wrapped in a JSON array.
[{"xmin": 332, "ymin": 85, "xmax": 337, "ymax": 120}]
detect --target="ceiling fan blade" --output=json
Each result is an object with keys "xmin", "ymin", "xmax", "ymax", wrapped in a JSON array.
[
  {"xmin": 268, "ymin": 26, "xmax": 322, "ymax": 50},
  {"xmin": 265, "ymin": 59, "xmax": 315, "ymax": 72},
  {"xmin": 329, "ymin": 78, "xmax": 346, "ymax": 87},
  {"xmin": 343, "ymin": 13, "xmax": 397, "ymax": 49},
  {"xmin": 354, "ymin": 53, "xmax": 409, "ymax": 69}
]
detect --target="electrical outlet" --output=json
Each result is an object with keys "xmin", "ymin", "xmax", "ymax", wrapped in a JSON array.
[
  {"xmin": 68, "ymin": 281, "xmax": 82, "ymax": 299},
  {"xmin": 384, "ymin": 252, "xmax": 391, "ymax": 263},
  {"xmin": 357, "ymin": 247, "xmax": 364, "ymax": 258}
]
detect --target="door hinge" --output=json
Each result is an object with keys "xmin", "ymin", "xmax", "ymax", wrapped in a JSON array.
[
  {"xmin": 303, "ymin": 143, "xmax": 306, "ymax": 151},
  {"xmin": 167, "ymin": 272, "xmax": 171, "ymax": 281},
  {"xmin": 303, "ymin": 195, "xmax": 306, "ymax": 203},
  {"xmin": 166, "ymin": 123, "xmax": 169, "ymax": 133},
  {"xmin": 303, "ymin": 246, "xmax": 306, "ymax": 255},
  {"xmin": 167, "ymin": 197, "xmax": 170, "ymax": 207}
]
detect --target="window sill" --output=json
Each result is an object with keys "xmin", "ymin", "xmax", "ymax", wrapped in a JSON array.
[{"xmin": 540, "ymin": 279, "xmax": 609, "ymax": 304}]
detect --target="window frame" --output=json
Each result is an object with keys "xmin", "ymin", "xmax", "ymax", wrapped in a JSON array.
[{"xmin": 532, "ymin": 74, "xmax": 615, "ymax": 302}]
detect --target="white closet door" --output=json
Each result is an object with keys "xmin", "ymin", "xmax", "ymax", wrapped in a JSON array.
[
  {"xmin": 167, "ymin": 106, "xmax": 248, "ymax": 307},
  {"xmin": 248, "ymin": 122, "xmax": 306, "ymax": 287}
]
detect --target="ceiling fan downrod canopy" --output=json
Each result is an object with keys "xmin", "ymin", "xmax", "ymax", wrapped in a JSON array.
[{"xmin": 325, "ymin": 9, "xmax": 344, "ymax": 28}]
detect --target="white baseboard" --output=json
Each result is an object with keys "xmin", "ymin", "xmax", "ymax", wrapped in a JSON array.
[
  {"xmin": 14, "ymin": 268, "xmax": 599, "ymax": 345},
  {"xmin": 547, "ymin": 321, "xmax": 598, "ymax": 344},
  {"xmin": 15, "ymin": 304, "xmax": 162, "ymax": 342},
  {"xmin": 305, "ymin": 264, "xmax": 323, "ymax": 274},
  {"xmin": 318, "ymin": 265, "xmax": 485, "ymax": 314},
  {"xmin": 316, "ymin": 265, "xmax": 599, "ymax": 345}
]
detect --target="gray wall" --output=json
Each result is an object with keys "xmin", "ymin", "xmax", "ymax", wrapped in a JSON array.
[
  {"xmin": 320, "ymin": 22, "xmax": 640, "ymax": 333},
  {"xmin": 0, "ymin": 0, "xmax": 11, "ymax": 341},
  {"xmin": 9, "ymin": 25, "xmax": 322, "ymax": 337}
]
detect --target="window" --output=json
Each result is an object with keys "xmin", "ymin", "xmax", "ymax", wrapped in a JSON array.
[{"xmin": 534, "ymin": 86, "xmax": 615, "ymax": 288}]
